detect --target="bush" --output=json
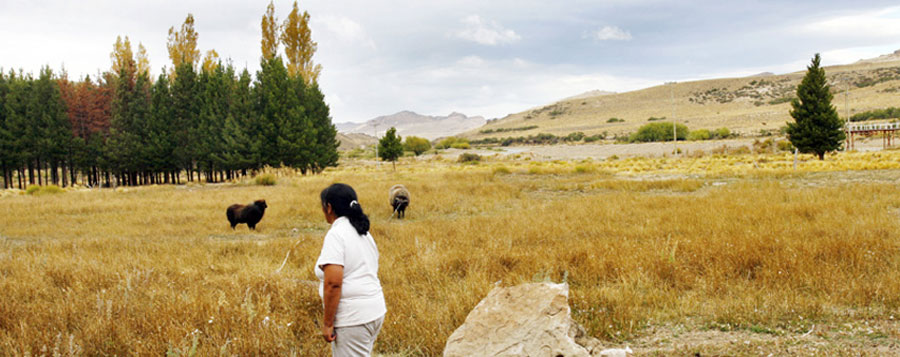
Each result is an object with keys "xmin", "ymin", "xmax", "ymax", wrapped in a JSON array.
[
  {"xmin": 403, "ymin": 136, "xmax": 432, "ymax": 156},
  {"xmin": 713, "ymin": 127, "xmax": 731, "ymax": 139},
  {"xmin": 25, "ymin": 185, "xmax": 41, "ymax": 195},
  {"xmin": 457, "ymin": 153, "xmax": 481, "ymax": 163},
  {"xmin": 450, "ymin": 142, "xmax": 470, "ymax": 149},
  {"xmin": 629, "ymin": 122, "xmax": 689, "ymax": 142},
  {"xmin": 492, "ymin": 166, "xmax": 511, "ymax": 175},
  {"xmin": 573, "ymin": 165, "xmax": 595, "ymax": 174},
  {"xmin": 849, "ymin": 107, "xmax": 900, "ymax": 122},
  {"xmin": 254, "ymin": 174, "xmax": 277, "ymax": 186},
  {"xmin": 647, "ymin": 116, "xmax": 666, "ymax": 122},
  {"xmin": 26, "ymin": 185, "xmax": 64, "ymax": 196},
  {"xmin": 437, "ymin": 137, "xmax": 470, "ymax": 149},
  {"xmin": 606, "ymin": 118, "xmax": 625, "ymax": 123},
  {"xmin": 777, "ymin": 140, "xmax": 794, "ymax": 152},
  {"xmin": 688, "ymin": 129, "xmax": 711, "ymax": 141}
]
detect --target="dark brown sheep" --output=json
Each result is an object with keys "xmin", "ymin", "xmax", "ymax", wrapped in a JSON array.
[{"xmin": 226, "ymin": 199, "xmax": 267, "ymax": 230}]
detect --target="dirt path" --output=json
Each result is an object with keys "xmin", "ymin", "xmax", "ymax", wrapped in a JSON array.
[{"xmin": 436, "ymin": 136, "xmax": 890, "ymax": 161}]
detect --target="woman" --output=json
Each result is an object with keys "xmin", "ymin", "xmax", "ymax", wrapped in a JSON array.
[{"xmin": 316, "ymin": 183, "xmax": 387, "ymax": 356}]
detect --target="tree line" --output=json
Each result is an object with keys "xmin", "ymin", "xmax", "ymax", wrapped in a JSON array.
[{"xmin": 0, "ymin": 2, "xmax": 337, "ymax": 190}]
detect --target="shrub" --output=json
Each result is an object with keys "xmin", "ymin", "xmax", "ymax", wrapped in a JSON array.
[
  {"xmin": 573, "ymin": 165, "xmax": 595, "ymax": 174},
  {"xmin": 492, "ymin": 166, "xmax": 511, "ymax": 175},
  {"xmin": 688, "ymin": 129, "xmax": 711, "ymax": 141},
  {"xmin": 403, "ymin": 136, "xmax": 432, "ymax": 156},
  {"xmin": 647, "ymin": 116, "xmax": 666, "ymax": 122},
  {"xmin": 713, "ymin": 127, "xmax": 731, "ymax": 139},
  {"xmin": 26, "ymin": 185, "xmax": 64, "ymax": 196},
  {"xmin": 25, "ymin": 185, "xmax": 41, "ymax": 195},
  {"xmin": 849, "ymin": 107, "xmax": 900, "ymax": 122},
  {"xmin": 606, "ymin": 118, "xmax": 625, "ymax": 123},
  {"xmin": 629, "ymin": 122, "xmax": 689, "ymax": 142},
  {"xmin": 450, "ymin": 142, "xmax": 470, "ymax": 150},
  {"xmin": 777, "ymin": 140, "xmax": 794, "ymax": 152},
  {"xmin": 254, "ymin": 174, "xmax": 277, "ymax": 186},
  {"xmin": 457, "ymin": 153, "xmax": 481, "ymax": 163},
  {"xmin": 437, "ymin": 137, "xmax": 470, "ymax": 149}
]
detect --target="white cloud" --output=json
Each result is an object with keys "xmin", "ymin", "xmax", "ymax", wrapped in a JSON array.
[
  {"xmin": 314, "ymin": 15, "xmax": 376, "ymax": 49},
  {"xmin": 455, "ymin": 15, "xmax": 521, "ymax": 45},
  {"xmin": 457, "ymin": 55, "xmax": 485, "ymax": 66},
  {"xmin": 797, "ymin": 6, "xmax": 900, "ymax": 40},
  {"xmin": 589, "ymin": 26, "xmax": 632, "ymax": 41}
]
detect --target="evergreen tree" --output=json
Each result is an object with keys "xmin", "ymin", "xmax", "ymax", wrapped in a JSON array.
[
  {"xmin": 4, "ymin": 72, "xmax": 31, "ymax": 185},
  {"xmin": 306, "ymin": 82, "xmax": 339, "ymax": 173},
  {"xmin": 0, "ymin": 70, "xmax": 11, "ymax": 188},
  {"xmin": 107, "ymin": 66, "xmax": 149, "ymax": 185},
  {"xmin": 217, "ymin": 68, "xmax": 258, "ymax": 174},
  {"xmin": 253, "ymin": 57, "xmax": 291, "ymax": 168},
  {"xmin": 32, "ymin": 67, "xmax": 73, "ymax": 186},
  {"xmin": 277, "ymin": 74, "xmax": 313, "ymax": 172},
  {"xmin": 171, "ymin": 62, "xmax": 199, "ymax": 179},
  {"xmin": 147, "ymin": 71, "xmax": 177, "ymax": 182},
  {"xmin": 378, "ymin": 127, "xmax": 403, "ymax": 170},
  {"xmin": 786, "ymin": 53, "xmax": 845, "ymax": 160}
]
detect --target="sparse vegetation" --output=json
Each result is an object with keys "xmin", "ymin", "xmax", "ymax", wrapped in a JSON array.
[
  {"xmin": 479, "ymin": 125, "xmax": 538, "ymax": 134},
  {"xmin": 457, "ymin": 153, "xmax": 482, "ymax": 163},
  {"xmin": 436, "ymin": 137, "xmax": 470, "ymax": 149},
  {"xmin": 253, "ymin": 173, "xmax": 277, "ymax": 186},
  {"xmin": 606, "ymin": 118, "xmax": 625, "ymax": 123},
  {"xmin": 849, "ymin": 107, "xmax": 900, "ymax": 122},
  {"xmin": 4, "ymin": 152, "xmax": 900, "ymax": 355},
  {"xmin": 629, "ymin": 122, "xmax": 689, "ymax": 142}
]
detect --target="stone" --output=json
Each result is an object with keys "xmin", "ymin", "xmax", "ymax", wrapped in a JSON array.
[{"xmin": 444, "ymin": 282, "xmax": 607, "ymax": 357}]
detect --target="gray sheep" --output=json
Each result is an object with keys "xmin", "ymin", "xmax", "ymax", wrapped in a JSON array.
[{"xmin": 389, "ymin": 184, "xmax": 410, "ymax": 219}]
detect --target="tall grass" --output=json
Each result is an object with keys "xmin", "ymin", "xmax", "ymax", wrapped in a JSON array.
[{"xmin": 1, "ymin": 155, "xmax": 900, "ymax": 355}]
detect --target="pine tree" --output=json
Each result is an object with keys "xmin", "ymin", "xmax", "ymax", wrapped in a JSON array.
[
  {"xmin": 253, "ymin": 57, "xmax": 291, "ymax": 168},
  {"xmin": 306, "ymin": 82, "xmax": 339, "ymax": 173},
  {"xmin": 0, "ymin": 70, "xmax": 11, "ymax": 188},
  {"xmin": 4, "ymin": 71, "xmax": 35, "ymax": 185},
  {"xmin": 378, "ymin": 127, "xmax": 403, "ymax": 170},
  {"xmin": 218, "ymin": 68, "xmax": 258, "ymax": 174},
  {"xmin": 24, "ymin": 67, "xmax": 73, "ymax": 186},
  {"xmin": 147, "ymin": 71, "xmax": 177, "ymax": 182},
  {"xmin": 786, "ymin": 53, "xmax": 846, "ymax": 160},
  {"xmin": 170, "ymin": 62, "xmax": 199, "ymax": 179}
]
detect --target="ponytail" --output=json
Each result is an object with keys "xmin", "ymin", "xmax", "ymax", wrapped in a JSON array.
[{"xmin": 320, "ymin": 183, "xmax": 370, "ymax": 235}]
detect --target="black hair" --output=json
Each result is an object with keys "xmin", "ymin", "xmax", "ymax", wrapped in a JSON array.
[{"xmin": 320, "ymin": 183, "xmax": 370, "ymax": 235}]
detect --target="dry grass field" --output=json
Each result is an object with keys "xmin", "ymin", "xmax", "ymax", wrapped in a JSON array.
[
  {"xmin": 2, "ymin": 151, "xmax": 900, "ymax": 355},
  {"xmin": 467, "ymin": 58, "xmax": 900, "ymax": 140}
]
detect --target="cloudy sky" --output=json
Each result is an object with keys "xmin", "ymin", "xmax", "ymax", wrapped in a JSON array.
[{"xmin": 3, "ymin": 1, "xmax": 900, "ymax": 123}]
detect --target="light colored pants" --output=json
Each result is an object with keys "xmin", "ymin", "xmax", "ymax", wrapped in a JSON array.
[{"xmin": 331, "ymin": 315, "xmax": 384, "ymax": 357}]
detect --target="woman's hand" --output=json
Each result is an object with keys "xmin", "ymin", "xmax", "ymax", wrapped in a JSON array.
[
  {"xmin": 321, "ymin": 264, "xmax": 343, "ymax": 344},
  {"xmin": 322, "ymin": 325, "xmax": 336, "ymax": 342}
]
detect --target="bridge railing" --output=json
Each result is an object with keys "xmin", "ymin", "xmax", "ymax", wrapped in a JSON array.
[{"xmin": 847, "ymin": 122, "xmax": 900, "ymax": 132}]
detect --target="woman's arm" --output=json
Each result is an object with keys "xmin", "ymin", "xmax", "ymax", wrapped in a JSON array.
[{"xmin": 321, "ymin": 264, "xmax": 343, "ymax": 342}]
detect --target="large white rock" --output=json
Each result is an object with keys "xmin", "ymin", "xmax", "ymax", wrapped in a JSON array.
[{"xmin": 444, "ymin": 282, "xmax": 606, "ymax": 357}]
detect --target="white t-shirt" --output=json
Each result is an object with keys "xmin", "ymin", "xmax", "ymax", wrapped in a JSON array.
[{"xmin": 315, "ymin": 216, "xmax": 387, "ymax": 327}]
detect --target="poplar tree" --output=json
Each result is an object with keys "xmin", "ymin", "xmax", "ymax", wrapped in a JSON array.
[
  {"xmin": 261, "ymin": 1, "xmax": 280, "ymax": 61},
  {"xmin": 167, "ymin": 14, "xmax": 200, "ymax": 80},
  {"xmin": 281, "ymin": 1, "xmax": 321, "ymax": 84},
  {"xmin": 786, "ymin": 53, "xmax": 846, "ymax": 160}
]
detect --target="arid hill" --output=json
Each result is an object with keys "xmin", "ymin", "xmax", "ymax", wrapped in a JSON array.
[{"xmin": 466, "ymin": 51, "xmax": 900, "ymax": 140}]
